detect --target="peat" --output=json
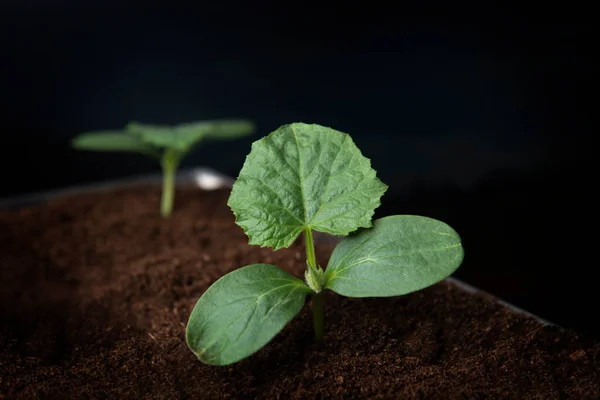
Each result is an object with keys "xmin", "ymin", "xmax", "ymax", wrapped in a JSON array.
[{"xmin": 0, "ymin": 187, "xmax": 598, "ymax": 399}]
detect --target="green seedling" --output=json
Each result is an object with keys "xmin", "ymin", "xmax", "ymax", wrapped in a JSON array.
[
  {"xmin": 186, "ymin": 123, "xmax": 464, "ymax": 366},
  {"xmin": 72, "ymin": 120, "xmax": 255, "ymax": 217}
]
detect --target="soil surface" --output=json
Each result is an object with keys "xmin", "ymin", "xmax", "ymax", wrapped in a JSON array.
[{"xmin": 1, "ymin": 187, "xmax": 598, "ymax": 399}]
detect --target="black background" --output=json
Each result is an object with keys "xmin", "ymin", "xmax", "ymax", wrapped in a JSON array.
[{"xmin": 1, "ymin": 4, "xmax": 596, "ymax": 334}]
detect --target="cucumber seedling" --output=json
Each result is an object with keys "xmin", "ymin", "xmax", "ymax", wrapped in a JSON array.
[
  {"xmin": 72, "ymin": 120, "xmax": 255, "ymax": 217},
  {"xmin": 186, "ymin": 123, "xmax": 464, "ymax": 366}
]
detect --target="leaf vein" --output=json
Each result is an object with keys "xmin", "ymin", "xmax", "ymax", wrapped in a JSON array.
[{"xmin": 332, "ymin": 243, "xmax": 462, "ymax": 275}]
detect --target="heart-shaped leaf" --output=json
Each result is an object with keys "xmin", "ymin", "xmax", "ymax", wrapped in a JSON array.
[
  {"xmin": 228, "ymin": 123, "xmax": 388, "ymax": 250},
  {"xmin": 186, "ymin": 264, "xmax": 310, "ymax": 366},
  {"xmin": 324, "ymin": 215, "xmax": 464, "ymax": 297}
]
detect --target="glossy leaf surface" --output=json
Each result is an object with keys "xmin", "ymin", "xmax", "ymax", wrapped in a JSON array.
[
  {"xmin": 325, "ymin": 215, "xmax": 464, "ymax": 297},
  {"xmin": 186, "ymin": 264, "xmax": 310, "ymax": 366}
]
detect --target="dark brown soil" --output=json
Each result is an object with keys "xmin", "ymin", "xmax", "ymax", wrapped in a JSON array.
[{"xmin": 1, "ymin": 187, "xmax": 598, "ymax": 399}]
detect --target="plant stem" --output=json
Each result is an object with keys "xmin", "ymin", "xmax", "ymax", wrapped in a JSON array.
[
  {"xmin": 311, "ymin": 292, "xmax": 324, "ymax": 341},
  {"xmin": 160, "ymin": 149, "xmax": 180, "ymax": 218},
  {"xmin": 304, "ymin": 228, "xmax": 324, "ymax": 340}
]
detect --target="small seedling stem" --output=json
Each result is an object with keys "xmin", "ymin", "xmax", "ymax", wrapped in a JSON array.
[
  {"xmin": 311, "ymin": 292, "xmax": 325, "ymax": 341},
  {"xmin": 160, "ymin": 148, "xmax": 181, "ymax": 218},
  {"xmin": 304, "ymin": 228, "xmax": 325, "ymax": 340}
]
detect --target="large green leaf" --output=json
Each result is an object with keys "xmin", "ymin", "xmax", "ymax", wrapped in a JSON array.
[
  {"xmin": 324, "ymin": 215, "xmax": 464, "ymax": 297},
  {"xmin": 126, "ymin": 120, "xmax": 254, "ymax": 152},
  {"xmin": 186, "ymin": 264, "xmax": 310, "ymax": 366},
  {"xmin": 71, "ymin": 132, "xmax": 160, "ymax": 157},
  {"xmin": 228, "ymin": 123, "xmax": 388, "ymax": 250}
]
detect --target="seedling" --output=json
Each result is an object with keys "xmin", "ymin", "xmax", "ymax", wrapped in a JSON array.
[
  {"xmin": 186, "ymin": 123, "xmax": 464, "ymax": 366},
  {"xmin": 72, "ymin": 120, "xmax": 255, "ymax": 217}
]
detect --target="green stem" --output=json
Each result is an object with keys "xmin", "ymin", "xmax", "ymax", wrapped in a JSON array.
[
  {"xmin": 311, "ymin": 292, "xmax": 324, "ymax": 341},
  {"xmin": 304, "ymin": 228, "xmax": 324, "ymax": 340},
  {"xmin": 160, "ymin": 149, "xmax": 180, "ymax": 218}
]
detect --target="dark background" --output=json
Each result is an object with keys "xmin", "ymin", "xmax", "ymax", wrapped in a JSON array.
[{"xmin": 1, "ymin": 5, "xmax": 596, "ymax": 334}]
